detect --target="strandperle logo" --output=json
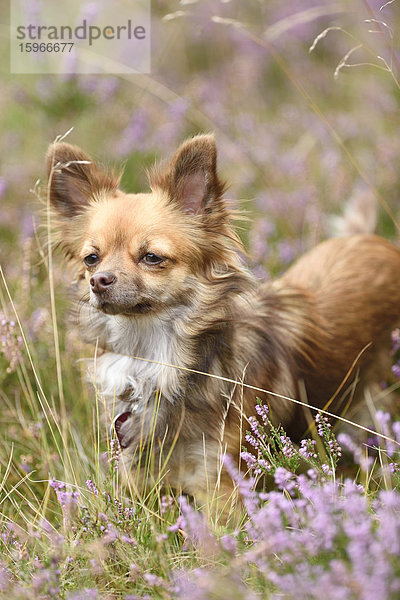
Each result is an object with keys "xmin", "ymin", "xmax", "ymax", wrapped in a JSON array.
[
  {"xmin": 16, "ymin": 20, "xmax": 147, "ymax": 46},
  {"xmin": 10, "ymin": 0, "xmax": 151, "ymax": 74}
]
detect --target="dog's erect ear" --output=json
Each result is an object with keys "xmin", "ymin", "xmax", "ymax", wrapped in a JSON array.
[
  {"xmin": 46, "ymin": 142, "xmax": 120, "ymax": 217},
  {"xmin": 149, "ymin": 134, "xmax": 226, "ymax": 215}
]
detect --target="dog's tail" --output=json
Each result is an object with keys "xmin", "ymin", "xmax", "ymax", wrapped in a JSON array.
[{"xmin": 327, "ymin": 182, "xmax": 377, "ymax": 237}]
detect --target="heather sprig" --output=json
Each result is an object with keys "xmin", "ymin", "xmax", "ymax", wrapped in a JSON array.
[
  {"xmin": 243, "ymin": 401, "xmax": 300, "ymax": 477},
  {"xmin": 391, "ymin": 328, "xmax": 400, "ymax": 379},
  {"xmin": 241, "ymin": 401, "xmax": 342, "ymax": 482},
  {"xmin": 0, "ymin": 314, "xmax": 23, "ymax": 375},
  {"xmin": 315, "ymin": 411, "xmax": 343, "ymax": 470}
]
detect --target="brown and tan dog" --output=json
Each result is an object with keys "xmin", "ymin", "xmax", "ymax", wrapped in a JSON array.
[{"xmin": 46, "ymin": 134, "xmax": 400, "ymax": 502}]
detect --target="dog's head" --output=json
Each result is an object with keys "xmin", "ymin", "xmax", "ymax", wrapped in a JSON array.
[{"xmin": 46, "ymin": 135, "xmax": 240, "ymax": 316}]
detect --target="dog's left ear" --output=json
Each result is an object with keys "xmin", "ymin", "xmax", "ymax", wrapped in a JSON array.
[{"xmin": 149, "ymin": 134, "xmax": 226, "ymax": 215}]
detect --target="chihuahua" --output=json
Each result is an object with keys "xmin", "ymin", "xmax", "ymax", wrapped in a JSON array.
[{"xmin": 46, "ymin": 135, "xmax": 400, "ymax": 503}]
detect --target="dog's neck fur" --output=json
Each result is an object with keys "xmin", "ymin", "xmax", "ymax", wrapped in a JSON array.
[{"xmin": 83, "ymin": 306, "xmax": 184, "ymax": 404}]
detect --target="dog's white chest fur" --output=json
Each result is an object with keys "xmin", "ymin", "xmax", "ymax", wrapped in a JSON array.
[{"xmin": 88, "ymin": 312, "xmax": 179, "ymax": 404}]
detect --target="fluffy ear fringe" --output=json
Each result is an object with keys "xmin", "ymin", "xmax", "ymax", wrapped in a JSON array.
[
  {"xmin": 147, "ymin": 134, "xmax": 227, "ymax": 215},
  {"xmin": 46, "ymin": 142, "xmax": 121, "ymax": 218}
]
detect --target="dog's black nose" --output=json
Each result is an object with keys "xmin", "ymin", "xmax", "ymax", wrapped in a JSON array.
[{"xmin": 90, "ymin": 271, "xmax": 117, "ymax": 294}]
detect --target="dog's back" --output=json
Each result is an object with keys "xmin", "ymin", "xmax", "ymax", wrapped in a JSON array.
[{"xmin": 276, "ymin": 234, "xmax": 400, "ymax": 434}]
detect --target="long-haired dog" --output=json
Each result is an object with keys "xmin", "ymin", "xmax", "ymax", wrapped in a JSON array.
[{"xmin": 46, "ymin": 135, "xmax": 400, "ymax": 503}]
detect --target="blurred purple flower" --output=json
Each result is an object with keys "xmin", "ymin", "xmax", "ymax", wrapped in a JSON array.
[
  {"xmin": 21, "ymin": 211, "xmax": 35, "ymax": 240},
  {"xmin": 22, "ymin": 0, "xmax": 42, "ymax": 27},
  {"xmin": 67, "ymin": 589, "xmax": 99, "ymax": 600},
  {"xmin": 274, "ymin": 466, "xmax": 296, "ymax": 492},
  {"xmin": 0, "ymin": 563, "xmax": 11, "ymax": 592},
  {"xmin": 220, "ymin": 534, "xmax": 238, "ymax": 554},
  {"xmin": 0, "ymin": 314, "xmax": 23, "ymax": 374},
  {"xmin": 337, "ymin": 433, "xmax": 373, "ymax": 471},
  {"xmin": 116, "ymin": 110, "xmax": 150, "ymax": 157},
  {"xmin": 169, "ymin": 98, "xmax": 190, "ymax": 119},
  {"xmin": 277, "ymin": 239, "xmax": 301, "ymax": 265},
  {"xmin": 168, "ymin": 514, "xmax": 187, "ymax": 534},
  {"xmin": 0, "ymin": 177, "xmax": 8, "ymax": 197},
  {"xmin": 78, "ymin": 2, "xmax": 99, "ymax": 24}
]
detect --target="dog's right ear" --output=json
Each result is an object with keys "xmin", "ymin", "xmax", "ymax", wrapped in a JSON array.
[{"xmin": 46, "ymin": 142, "xmax": 120, "ymax": 217}]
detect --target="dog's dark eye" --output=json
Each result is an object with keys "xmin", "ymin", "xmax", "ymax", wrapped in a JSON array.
[
  {"xmin": 142, "ymin": 253, "xmax": 164, "ymax": 265},
  {"xmin": 84, "ymin": 253, "xmax": 100, "ymax": 266}
]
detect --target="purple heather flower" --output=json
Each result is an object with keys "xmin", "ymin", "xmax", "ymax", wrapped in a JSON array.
[
  {"xmin": 50, "ymin": 477, "xmax": 79, "ymax": 525},
  {"xmin": 240, "ymin": 451, "xmax": 258, "ymax": 470},
  {"xmin": 0, "ymin": 314, "xmax": 23, "ymax": 373},
  {"xmin": 248, "ymin": 415, "xmax": 262, "ymax": 437},
  {"xmin": 254, "ymin": 402, "xmax": 269, "ymax": 424},
  {"xmin": 327, "ymin": 437, "xmax": 342, "ymax": 460},
  {"xmin": 121, "ymin": 534, "xmax": 137, "ymax": 545},
  {"xmin": 274, "ymin": 467, "xmax": 296, "ymax": 493},
  {"xmin": 178, "ymin": 496, "xmax": 218, "ymax": 554},
  {"xmin": 256, "ymin": 458, "xmax": 272, "ymax": 473},
  {"xmin": 321, "ymin": 463, "xmax": 332, "ymax": 476},
  {"xmin": 168, "ymin": 514, "xmax": 187, "ymax": 534},
  {"xmin": 337, "ymin": 433, "xmax": 373, "ymax": 471},
  {"xmin": 392, "ymin": 421, "xmax": 400, "ymax": 443},
  {"xmin": 161, "ymin": 495, "xmax": 174, "ymax": 515},
  {"xmin": 116, "ymin": 110, "xmax": 150, "ymax": 157},
  {"xmin": 168, "ymin": 98, "xmax": 190, "ymax": 119},
  {"xmin": 375, "ymin": 410, "xmax": 391, "ymax": 428},
  {"xmin": 85, "ymin": 479, "xmax": 99, "ymax": 496},
  {"xmin": 28, "ymin": 307, "xmax": 49, "ymax": 341},
  {"xmin": 392, "ymin": 328, "xmax": 400, "ymax": 353},
  {"xmin": 280, "ymin": 435, "xmax": 296, "ymax": 458},
  {"xmin": 220, "ymin": 534, "xmax": 238, "ymax": 554},
  {"xmin": 277, "ymin": 239, "xmax": 298, "ymax": 265},
  {"xmin": 144, "ymin": 573, "xmax": 167, "ymax": 588},
  {"xmin": 249, "ymin": 218, "xmax": 274, "ymax": 262},
  {"xmin": 0, "ymin": 177, "xmax": 8, "ymax": 198},
  {"xmin": 78, "ymin": 2, "xmax": 99, "ymax": 24},
  {"xmin": 109, "ymin": 438, "xmax": 121, "ymax": 470},
  {"xmin": 224, "ymin": 455, "xmax": 259, "ymax": 516},
  {"xmin": 299, "ymin": 439, "xmax": 317, "ymax": 460},
  {"xmin": 374, "ymin": 411, "xmax": 397, "ymax": 456},
  {"xmin": 102, "ymin": 523, "xmax": 119, "ymax": 545},
  {"xmin": 315, "ymin": 412, "xmax": 331, "ymax": 437},
  {"xmin": 0, "ymin": 563, "xmax": 11, "ymax": 591},
  {"xmin": 245, "ymin": 433, "xmax": 260, "ymax": 450},
  {"xmin": 50, "ymin": 478, "xmax": 65, "ymax": 491},
  {"xmin": 67, "ymin": 589, "xmax": 99, "ymax": 600}
]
